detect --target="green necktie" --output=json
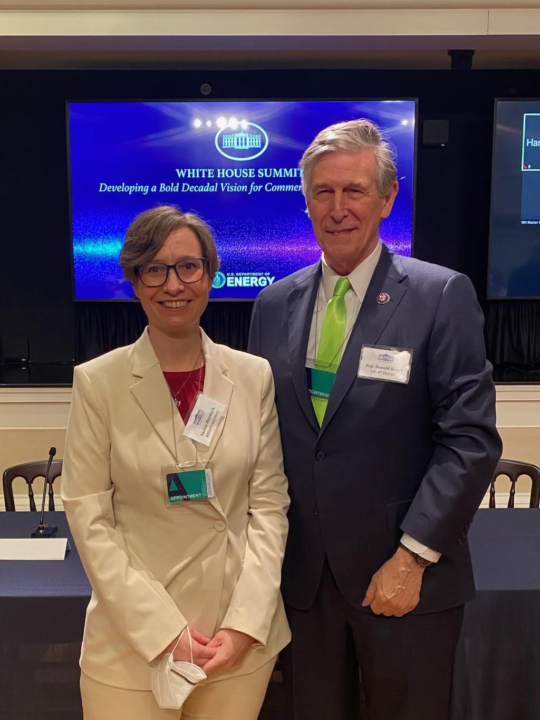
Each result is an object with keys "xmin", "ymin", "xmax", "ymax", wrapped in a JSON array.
[{"xmin": 312, "ymin": 277, "xmax": 352, "ymax": 425}]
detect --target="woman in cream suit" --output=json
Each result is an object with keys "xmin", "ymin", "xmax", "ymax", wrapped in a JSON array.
[{"xmin": 61, "ymin": 206, "xmax": 290, "ymax": 720}]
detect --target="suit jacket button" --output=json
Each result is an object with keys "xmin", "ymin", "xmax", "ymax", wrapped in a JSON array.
[
  {"xmin": 316, "ymin": 451, "xmax": 326, "ymax": 462},
  {"xmin": 214, "ymin": 521, "xmax": 226, "ymax": 532}
]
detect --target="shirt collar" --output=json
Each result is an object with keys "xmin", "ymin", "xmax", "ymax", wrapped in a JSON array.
[{"xmin": 321, "ymin": 241, "xmax": 382, "ymax": 305}]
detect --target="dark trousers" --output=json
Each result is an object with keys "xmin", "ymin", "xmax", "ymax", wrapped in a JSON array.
[{"xmin": 280, "ymin": 561, "xmax": 464, "ymax": 720}]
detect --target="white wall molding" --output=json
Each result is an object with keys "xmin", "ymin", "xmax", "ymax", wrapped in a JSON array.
[
  {"xmin": 494, "ymin": 385, "xmax": 540, "ymax": 428},
  {"xmin": 0, "ymin": 9, "xmax": 491, "ymax": 37},
  {"xmin": 2, "ymin": 1, "xmax": 540, "ymax": 70},
  {"xmin": 477, "ymin": 492, "xmax": 533, "ymax": 509},
  {"xmin": 2, "ymin": 494, "xmax": 65, "ymax": 512},
  {"xmin": 1, "ymin": 492, "xmax": 529, "ymax": 511},
  {"xmin": 3, "ymin": 3, "xmax": 540, "ymax": 65},
  {"xmin": 0, "ymin": 388, "xmax": 72, "ymax": 430},
  {"xmin": 0, "ymin": 384, "xmax": 539, "ymax": 430},
  {"xmin": 0, "ymin": 385, "xmax": 538, "ymax": 507},
  {"xmin": 1, "ymin": 1, "xmax": 540, "ymax": 10},
  {"xmin": 490, "ymin": 9, "xmax": 540, "ymax": 35}
]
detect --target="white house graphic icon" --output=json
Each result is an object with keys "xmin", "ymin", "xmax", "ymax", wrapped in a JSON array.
[
  {"xmin": 215, "ymin": 121, "xmax": 269, "ymax": 161},
  {"xmin": 222, "ymin": 131, "xmax": 262, "ymax": 149}
]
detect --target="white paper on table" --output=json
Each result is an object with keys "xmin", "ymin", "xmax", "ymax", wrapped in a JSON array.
[{"xmin": 0, "ymin": 538, "xmax": 69, "ymax": 560}]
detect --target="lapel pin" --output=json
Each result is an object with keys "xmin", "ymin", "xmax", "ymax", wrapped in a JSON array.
[{"xmin": 376, "ymin": 292, "xmax": 390, "ymax": 305}]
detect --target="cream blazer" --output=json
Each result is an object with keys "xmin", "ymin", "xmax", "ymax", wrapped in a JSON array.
[{"xmin": 61, "ymin": 328, "xmax": 291, "ymax": 690}]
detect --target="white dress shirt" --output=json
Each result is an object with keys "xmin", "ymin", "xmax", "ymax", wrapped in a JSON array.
[{"xmin": 306, "ymin": 241, "xmax": 441, "ymax": 563}]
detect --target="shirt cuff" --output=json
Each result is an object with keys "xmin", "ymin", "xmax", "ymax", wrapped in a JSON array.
[{"xmin": 401, "ymin": 533, "xmax": 441, "ymax": 563}]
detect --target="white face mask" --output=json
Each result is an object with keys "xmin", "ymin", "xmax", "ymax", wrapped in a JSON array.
[{"xmin": 151, "ymin": 628, "xmax": 207, "ymax": 710}]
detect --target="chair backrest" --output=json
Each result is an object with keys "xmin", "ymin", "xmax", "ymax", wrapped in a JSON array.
[
  {"xmin": 2, "ymin": 460, "xmax": 63, "ymax": 512},
  {"xmin": 489, "ymin": 459, "xmax": 540, "ymax": 509}
]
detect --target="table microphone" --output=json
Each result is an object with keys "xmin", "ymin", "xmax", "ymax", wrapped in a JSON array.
[{"xmin": 31, "ymin": 447, "xmax": 58, "ymax": 538}]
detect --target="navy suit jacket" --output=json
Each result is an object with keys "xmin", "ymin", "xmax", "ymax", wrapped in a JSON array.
[{"xmin": 248, "ymin": 246, "xmax": 502, "ymax": 614}]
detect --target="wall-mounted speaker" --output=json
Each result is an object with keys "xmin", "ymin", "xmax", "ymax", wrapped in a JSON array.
[{"xmin": 422, "ymin": 120, "xmax": 449, "ymax": 148}]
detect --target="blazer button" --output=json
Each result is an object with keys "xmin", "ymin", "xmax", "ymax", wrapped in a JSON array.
[
  {"xmin": 214, "ymin": 521, "xmax": 226, "ymax": 532},
  {"xmin": 316, "ymin": 451, "xmax": 326, "ymax": 462}
]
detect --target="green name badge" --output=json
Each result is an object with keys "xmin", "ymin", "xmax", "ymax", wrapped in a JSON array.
[
  {"xmin": 166, "ymin": 469, "xmax": 213, "ymax": 503},
  {"xmin": 307, "ymin": 367, "xmax": 337, "ymax": 400}
]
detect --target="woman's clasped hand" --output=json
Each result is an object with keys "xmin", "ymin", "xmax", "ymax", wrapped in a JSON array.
[{"xmin": 167, "ymin": 627, "xmax": 255, "ymax": 675}]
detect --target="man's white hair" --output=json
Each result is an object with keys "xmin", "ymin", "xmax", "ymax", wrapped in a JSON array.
[{"xmin": 300, "ymin": 118, "xmax": 398, "ymax": 198}]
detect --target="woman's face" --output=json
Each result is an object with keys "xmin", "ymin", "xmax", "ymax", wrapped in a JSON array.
[{"xmin": 134, "ymin": 227, "xmax": 211, "ymax": 338}]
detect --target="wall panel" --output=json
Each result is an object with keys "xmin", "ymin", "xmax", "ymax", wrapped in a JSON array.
[{"xmin": 1, "ymin": 386, "xmax": 537, "ymax": 509}]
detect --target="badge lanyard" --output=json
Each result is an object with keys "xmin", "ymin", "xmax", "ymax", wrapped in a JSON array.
[
  {"xmin": 161, "ymin": 350, "xmax": 215, "ymax": 507},
  {"xmin": 306, "ymin": 281, "xmax": 355, "ymax": 403}
]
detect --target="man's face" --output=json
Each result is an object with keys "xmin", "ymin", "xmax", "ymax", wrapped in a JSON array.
[{"xmin": 306, "ymin": 149, "xmax": 398, "ymax": 275}]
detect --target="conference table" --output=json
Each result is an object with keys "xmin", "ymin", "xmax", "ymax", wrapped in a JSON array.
[
  {"xmin": 1, "ymin": 510, "xmax": 539, "ymax": 720},
  {"xmin": 0, "ymin": 513, "xmax": 89, "ymax": 720},
  {"xmin": 450, "ymin": 509, "xmax": 540, "ymax": 720}
]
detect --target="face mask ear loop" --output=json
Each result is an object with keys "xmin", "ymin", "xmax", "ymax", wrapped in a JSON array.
[
  {"xmin": 171, "ymin": 627, "xmax": 187, "ymax": 657},
  {"xmin": 187, "ymin": 626, "xmax": 194, "ymax": 664}
]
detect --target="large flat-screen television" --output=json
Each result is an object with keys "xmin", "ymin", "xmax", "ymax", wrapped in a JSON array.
[
  {"xmin": 489, "ymin": 99, "xmax": 540, "ymax": 298},
  {"xmin": 67, "ymin": 100, "xmax": 417, "ymax": 300}
]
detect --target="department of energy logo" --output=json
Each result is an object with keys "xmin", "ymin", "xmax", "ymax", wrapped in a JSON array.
[
  {"xmin": 215, "ymin": 123, "xmax": 269, "ymax": 162},
  {"xmin": 212, "ymin": 271, "xmax": 226, "ymax": 289}
]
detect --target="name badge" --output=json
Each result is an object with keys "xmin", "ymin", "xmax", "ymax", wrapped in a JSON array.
[
  {"xmin": 183, "ymin": 394, "xmax": 225, "ymax": 447},
  {"xmin": 162, "ymin": 462, "xmax": 215, "ymax": 505},
  {"xmin": 358, "ymin": 345, "xmax": 413, "ymax": 384}
]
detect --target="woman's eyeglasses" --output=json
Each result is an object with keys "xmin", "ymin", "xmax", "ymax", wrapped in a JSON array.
[{"xmin": 136, "ymin": 257, "xmax": 208, "ymax": 287}]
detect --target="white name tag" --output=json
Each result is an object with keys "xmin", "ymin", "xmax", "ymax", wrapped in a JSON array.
[
  {"xmin": 183, "ymin": 393, "xmax": 225, "ymax": 447},
  {"xmin": 358, "ymin": 345, "xmax": 413, "ymax": 384}
]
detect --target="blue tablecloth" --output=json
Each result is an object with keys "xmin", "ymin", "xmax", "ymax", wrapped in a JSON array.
[
  {"xmin": 0, "ymin": 512, "xmax": 90, "ymax": 597},
  {"xmin": 0, "ymin": 512, "xmax": 90, "ymax": 643},
  {"xmin": 0, "ymin": 512, "xmax": 90, "ymax": 719},
  {"xmin": 451, "ymin": 509, "xmax": 540, "ymax": 720}
]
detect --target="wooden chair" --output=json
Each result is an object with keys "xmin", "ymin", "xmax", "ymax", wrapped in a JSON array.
[
  {"xmin": 2, "ymin": 460, "xmax": 63, "ymax": 511},
  {"xmin": 489, "ymin": 459, "xmax": 540, "ymax": 509}
]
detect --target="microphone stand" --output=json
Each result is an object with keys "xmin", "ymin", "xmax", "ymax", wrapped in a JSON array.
[{"xmin": 31, "ymin": 447, "xmax": 58, "ymax": 538}]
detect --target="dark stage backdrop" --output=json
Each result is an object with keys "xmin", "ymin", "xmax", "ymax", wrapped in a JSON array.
[{"xmin": 1, "ymin": 68, "xmax": 540, "ymax": 382}]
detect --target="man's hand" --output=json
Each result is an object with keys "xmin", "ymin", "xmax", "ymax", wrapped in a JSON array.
[
  {"xmin": 165, "ymin": 627, "xmax": 217, "ymax": 666},
  {"xmin": 201, "ymin": 629, "xmax": 255, "ymax": 675},
  {"xmin": 362, "ymin": 547, "xmax": 426, "ymax": 617}
]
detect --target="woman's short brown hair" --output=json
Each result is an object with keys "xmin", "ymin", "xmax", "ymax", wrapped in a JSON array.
[{"xmin": 119, "ymin": 205, "xmax": 220, "ymax": 284}]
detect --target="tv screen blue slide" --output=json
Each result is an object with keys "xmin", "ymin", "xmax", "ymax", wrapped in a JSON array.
[
  {"xmin": 68, "ymin": 100, "xmax": 417, "ymax": 300},
  {"xmin": 489, "ymin": 99, "xmax": 540, "ymax": 298}
]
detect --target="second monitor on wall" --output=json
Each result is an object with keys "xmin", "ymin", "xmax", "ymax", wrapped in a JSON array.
[{"xmin": 489, "ymin": 99, "xmax": 540, "ymax": 299}]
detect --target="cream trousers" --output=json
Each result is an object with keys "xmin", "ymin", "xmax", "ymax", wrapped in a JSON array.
[{"xmin": 80, "ymin": 658, "xmax": 276, "ymax": 720}]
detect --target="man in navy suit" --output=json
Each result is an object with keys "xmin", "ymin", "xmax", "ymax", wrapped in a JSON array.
[{"xmin": 248, "ymin": 119, "xmax": 502, "ymax": 720}]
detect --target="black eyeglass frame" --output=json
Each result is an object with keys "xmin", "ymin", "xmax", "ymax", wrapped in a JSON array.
[{"xmin": 135, "ymin": 257, "xmax": 209, "ymax": 287}]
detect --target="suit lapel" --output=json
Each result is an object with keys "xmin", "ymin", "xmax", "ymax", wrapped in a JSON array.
[
  {"xmin": 320, "ymin": 247, "xmax": 409, "ymax": 434},
  {"xmin": 130, "ymin": 330, "xmax": 180, "ymax": 464},
  {"xmin": 288, "ymin": 263, "xmax": 321, "ymax": 433},
  {"xmin": 195, "ymin": 331, "xmax": 234, "ymax": 463}
]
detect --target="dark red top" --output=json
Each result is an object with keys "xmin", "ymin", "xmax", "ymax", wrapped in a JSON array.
[{"xmin": 163, "ymin": 366, "xmax": 206, "ymax": 423}]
